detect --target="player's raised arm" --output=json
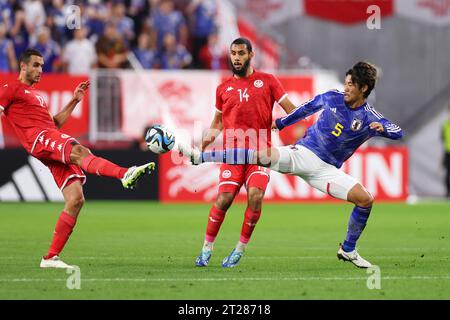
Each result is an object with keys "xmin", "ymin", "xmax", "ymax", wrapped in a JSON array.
[
  {"xmin": 53, "ymin": 81, "xmax": 90, "ymax": 128},
  {"xmin": 201, "ymin": 110, "xmax": 223, "ymax": 150},
  {"xmin": 275, "ymin": 93, "xmax": 326, "ymax": 130}
]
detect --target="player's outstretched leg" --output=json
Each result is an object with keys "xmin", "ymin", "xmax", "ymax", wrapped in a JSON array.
[
  {"xmin": 337, "ymin": 184, "xmax": 374, "ymax": 268},
  {"xmin": 41, "ymin": 181, "xmax": 84, "ymax": 269},
  {"xmin": 196, "ymin": 194, "xmax": 233, "ymax": 267},
  {"xmin": 70, "ymin": 144, "xmax": 155, "ymax": 189}
]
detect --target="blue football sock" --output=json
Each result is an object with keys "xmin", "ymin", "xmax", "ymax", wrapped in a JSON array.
[
  {"xmin": 201, "ymin": 148, "xmax": 255, "ymax": 164},
  {"xmin": 342, "ymin": 206, "xmax": 372, "ymax": 252}
]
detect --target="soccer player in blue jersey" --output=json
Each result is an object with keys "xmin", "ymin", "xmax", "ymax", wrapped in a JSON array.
[{"xmin": 178, "ymin": 61, "xmax": 403, "ymax": 268}]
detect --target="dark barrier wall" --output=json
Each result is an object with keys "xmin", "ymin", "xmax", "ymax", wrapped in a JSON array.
[{"xmin": 0, "ymin": 149, "xmax": 158, "ymax": 201}]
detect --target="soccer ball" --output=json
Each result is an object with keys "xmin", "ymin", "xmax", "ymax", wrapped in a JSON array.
[{"xmin": 145, "ymin": 124, "xmax": 175, "ymax": 154}]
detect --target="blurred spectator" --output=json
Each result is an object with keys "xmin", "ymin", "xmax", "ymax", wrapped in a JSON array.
[
  {"xmin": 8, "ymin": 1, "xmax": 29, "ymax": 58},
  {"xmin": 0, "ymin": 22, "xmax": 17, "ymax": 72},
  {"xmin": 111, "ymin": 1, "xmax": 135, "ymax": 45},
  {"xmin": 46, "ymin": 0, "xmax": 68, "ymax": 46},
  {"xmin": 0, "ymin": 0, "xmax": 13, "ymax": 28},
  {"xmin": 128, "ymin": 0, "xmax": 153, "ymax": 43},
  {"xmin": 187, "ymin": 0, "xmax": 217, "ymax": 68},
  {"xmin": 96, "ymin": 22, "xmax": 129, "ymax": 69},
  {"xmin": 23, "ymin": 0, "xmax": 46, "ymax": 45},
  {"xmin": 149, "ymin": 0, "xmax": 188, "ymax": 49},
  {"xmin": 84, "ymin": 0, "xmax": 109, "ymax": 42},
  {"xmin": 133, "ymin": 31, "xmax": 158, "ymax": 69},
  {"xmin": 198, "ymin": 32, "xmax": 227, "ymax": 70},
  {"xmin": 34, "ymin": 26, "xmax": 61, "ymax": 72},
  {"xmin": 63, "ymin": 26, "xmax": 97, "ymax": 75},
  {"xmin": 442, "ymin": 105, "xmax": 450, "ymax": 198},
  {"xmin": 158, "ymin": 33, "xmax": 191, "ymax": 69}
]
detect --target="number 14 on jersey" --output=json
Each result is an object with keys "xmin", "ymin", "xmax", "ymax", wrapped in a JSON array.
[{"xmin": 238, "ymin": 88, "xmax": 250, "ymax": 102}]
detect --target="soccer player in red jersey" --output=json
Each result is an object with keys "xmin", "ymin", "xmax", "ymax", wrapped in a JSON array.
[
  {"xmin": 194, "ymin": 38, "xmax": 298, "ymax": 267},
  {"xmin": 0, "ymin": 49, "xmax": 155, "ymax": 269}
]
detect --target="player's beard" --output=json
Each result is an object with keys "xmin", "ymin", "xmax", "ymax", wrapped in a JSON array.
[{"xmin": 230, "ymin": 58, "xmax": 251, "ymax": 77}]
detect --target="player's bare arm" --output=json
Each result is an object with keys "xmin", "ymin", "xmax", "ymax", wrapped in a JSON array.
[
  {"xmin": 272, "ymin": 97, "xmax": 297, "ymax": 130},
  {"xmin": 279, "ymin": 96, "xmax": 297, "ymax": 114},
  {"xmin": 53, "ymin": 81, "xmax": 90, "ymax": 128},
  {"xmin": 201, "ymin": 110, "xmax": 223, "ymax": 150}
]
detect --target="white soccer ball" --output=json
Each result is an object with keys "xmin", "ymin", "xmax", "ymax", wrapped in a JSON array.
[{"xmin": 145, "ymin": 124, "xmax": 176, "ymax": 154}]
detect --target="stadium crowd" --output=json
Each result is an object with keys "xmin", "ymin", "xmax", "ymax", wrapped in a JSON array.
[{"xmin": 0, "ymin": 0, "xmax": 229, "ymax": 73}]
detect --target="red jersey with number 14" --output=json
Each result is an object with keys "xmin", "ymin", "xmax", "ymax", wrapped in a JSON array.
[
  {"xmin": 0, "ymin": 80, "xmax": 57, "ymax": 153},
  {"xmin": 215, "ymin": 70, "xmax": 287, "ymax": 150}
]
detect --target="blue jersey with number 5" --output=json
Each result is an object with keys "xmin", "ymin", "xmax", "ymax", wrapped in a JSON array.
[{"xmin": 275, "ymin": 90, "xmax": 403, "ymax": 168}]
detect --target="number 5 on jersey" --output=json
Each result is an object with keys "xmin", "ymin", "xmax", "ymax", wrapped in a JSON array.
[
  {"xmin": 238, "ymin": 88, "xmax": 250, "ymax": 102},
  {"xmin": 331, "ymin": 123, "xmax": 344, "ymax": 137}
]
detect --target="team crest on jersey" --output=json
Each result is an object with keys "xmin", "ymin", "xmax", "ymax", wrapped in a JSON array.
[
  {"xmin": 351, "ymin": 119, "xmax": 363, "ymax": 131},
  {"xmin": 222, "ymin": 170, "xmax": 232, "ymax": 179},
  {"xmin": 254, "ymin": 80, "xmax": 263, "ymax": 88}
]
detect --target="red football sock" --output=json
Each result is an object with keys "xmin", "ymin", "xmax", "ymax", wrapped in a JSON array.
[
  {"xmin": 81, "ymin": 154, "xmax": 128, "ymax": 180},
  {"xmin": 240, "ymin": 207, "xmax": 262, "ymax": 244},
  {"xmin": 205, "ymin": 206, "xmax": 226, "ymax": 243},
  {"xmin": 44, "ymin": 211, "xmax": 77, "ymax": 259}
]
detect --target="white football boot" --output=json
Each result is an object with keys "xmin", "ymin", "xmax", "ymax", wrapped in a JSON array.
[
  {"xmin": 121, "ymin": 162, "xmax": 156, "ymax": 189},
  {"xmin": 176, "ymin": 142, "xmax": 201, "ymax": 165},
  {"xmin": 337, "ymin": 244, "xmax": 372, "ymax": 268},
  {"xmin": 40, "ymin": 256, "xmax": 74, "ymax": 269}
]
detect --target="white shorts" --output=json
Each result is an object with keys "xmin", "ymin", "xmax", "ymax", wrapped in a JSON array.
[{"xmin": 270, "ymin": 145, "xmax": 359, "ymax": 201}]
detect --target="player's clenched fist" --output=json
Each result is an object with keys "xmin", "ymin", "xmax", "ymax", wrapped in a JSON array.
[{"xmin": 369, "ymin": 122, "xmax": 384, "ymax": 133}]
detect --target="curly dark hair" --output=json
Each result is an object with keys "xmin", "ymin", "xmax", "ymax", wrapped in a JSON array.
[{"xmin": 346, "ymin": 61, "xmax": 378, "ymax": 98}]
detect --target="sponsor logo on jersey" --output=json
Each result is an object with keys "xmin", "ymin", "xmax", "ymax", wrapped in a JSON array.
[
  {"xmin": 254, "ymin": 80, "xmax": 263, "ymax": 88},
  {"xmin": 351, "ymin": 119, "xmax": 363, "ymax": 131},
  {"xmin": 222, "ymin": 170, "xmax": 232, "ymax": 179},
  {"xmin": 331, "ymin": 108, "xmax": 337, "ymax": 113},
  {"xmin": 24, "ymin": 90, "xmax": 30, "ymax": 94},
  {"xmin": 226, "ymin": 86, "xmax": 234, "ymax": 92},
  {"xmin": 61, "ymin": 134, "xmax": 70, "ymax": 139}
]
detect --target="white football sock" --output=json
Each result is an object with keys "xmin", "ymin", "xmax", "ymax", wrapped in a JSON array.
[
  {"xmin": 235, "ymin": 241, "xmax": 247, "ymax": 253},
  {"xmin": 203, "ymin": 241, "xmax": 214, "ymax": 251}
]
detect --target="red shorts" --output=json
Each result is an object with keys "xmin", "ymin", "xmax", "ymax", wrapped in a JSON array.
[
  {"xmin": 30, "ymin": 129, "xmax": 86, "ymax": 190},
  {"xmin": 218, "ymin": 164, "xmax": 270, "ymax": 195}
]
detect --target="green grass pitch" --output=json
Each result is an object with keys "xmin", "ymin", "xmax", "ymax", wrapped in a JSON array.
[{"xmin": 0, "ymin": 201, "xmax": 449, "ymax": 299}]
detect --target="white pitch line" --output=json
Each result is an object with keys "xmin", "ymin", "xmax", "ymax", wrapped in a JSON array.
[
  {"xmin": 1, "ymin": 276, "xmax": 450, "ymax": 283},
  {"xmin": 0, "ymin": 255, "xmax": 444, "ymax": 261}
]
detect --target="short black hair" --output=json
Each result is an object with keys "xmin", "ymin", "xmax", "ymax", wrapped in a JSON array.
[
  {"xmin": 19, "ymin": 49, "xmax": 43, "ymax": 64},
  {"xmin": 346, "ymin": 61, "xmax": 378, "ymax": 98},
  {"xmin": 230, "ymin": 37, "xmax": 253, "ymax": 52}
]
